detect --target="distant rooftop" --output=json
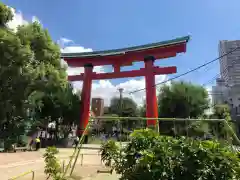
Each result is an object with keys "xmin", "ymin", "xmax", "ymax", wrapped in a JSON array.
[
  {"xmin": 61, "ymin": 36, "xmax": 190, "ymax": 58},
  {"xmin": 220, "ymin": 40, "xmax": 240, "ymax": 43}
]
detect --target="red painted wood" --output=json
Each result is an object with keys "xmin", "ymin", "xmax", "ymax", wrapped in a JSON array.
[
  {"xmin": 68, "ymin": 75, "xmax": 84, "ymax": 81},
  {"xmin": 78, "ymin": 65, "xmax": 93, "ymax": 136},
  {"xmin": 144, "ymin": 60, "xmax": 158, "ymax": 126},
  {"xmin": 68, "ymin": 66, "xmax": 176, "ymax": 81},
  {"xmin": 64, "ymin": 43, "xmax": 186, "ymax": 67},
  {"xmin": 113, "ymin": 65, "xmax": 120, "ymax": 73}
]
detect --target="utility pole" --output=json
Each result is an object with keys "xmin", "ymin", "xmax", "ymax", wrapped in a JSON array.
[
  {"xmin": 117, "ymin": 88, "xmax": 124, "ymax": 139},
  {"xmin": 118, "ymin": 88, "xmax": 124, "ymax": 117}
]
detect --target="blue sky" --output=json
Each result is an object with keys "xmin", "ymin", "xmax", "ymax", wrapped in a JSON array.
[{"xmin": 3, "ymin": 0, "xmax": 240, "ymax": 104}]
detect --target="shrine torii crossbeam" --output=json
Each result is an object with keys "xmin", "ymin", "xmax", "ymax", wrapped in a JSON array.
[{"xmin": 62, "ymin": 36, "xmax": 190, "ymax": 136}]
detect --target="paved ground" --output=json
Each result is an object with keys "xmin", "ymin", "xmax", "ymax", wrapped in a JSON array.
[{"xmin": 0, "ymin": 147, "xmax": 119, "ymax": 180}]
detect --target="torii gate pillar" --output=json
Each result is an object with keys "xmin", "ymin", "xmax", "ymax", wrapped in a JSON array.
[
  {"xmin": 144, "ymin": 56, "xmax": 158, "ymax": 127},
  {"xmin": 78, "ymin": 64, "xmax": 93, "ymax": 137}
]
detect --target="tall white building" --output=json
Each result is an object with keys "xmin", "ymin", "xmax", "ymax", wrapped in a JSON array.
[
  {"xmin": 219, "ymin": 40, "xmax": 240, "ymax": 86},
  {"xmin": 218, "ymin": 40, "xmax": 240, "ymax": 118},
  {"xmin": 212, "ymin": 78, "xmax": 228, "ymax": 105}
]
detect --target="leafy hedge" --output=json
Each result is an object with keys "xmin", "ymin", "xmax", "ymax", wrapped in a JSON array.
[
  {"xmin": 43, "ymin": 147, "xmax": 67, "ymax": 180},
  {"xmin": 100, "ymin": 129, "xmax": 240, "ymax": 180}
]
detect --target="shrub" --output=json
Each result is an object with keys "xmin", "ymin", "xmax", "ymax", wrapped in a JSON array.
[
  {"xmin": 100, "ymin": 129, "xmax": 240, "ymax": 180},
  {"xmin": 43, "ymin": 146, "xmax": 67, "ymax": 180},
  {"xmin": 101, "ymin": 140, "xmax": 119, "ymax": 166}
]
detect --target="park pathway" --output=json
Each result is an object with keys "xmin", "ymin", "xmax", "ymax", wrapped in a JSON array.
[{"xmin": 0, "ymin": 148, "xmax": 118, "ymax": 180}]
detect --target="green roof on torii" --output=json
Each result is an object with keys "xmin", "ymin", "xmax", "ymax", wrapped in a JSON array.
[{"xmin": 61, "ymin": 36, "xmax": 190, "ymax": 58}]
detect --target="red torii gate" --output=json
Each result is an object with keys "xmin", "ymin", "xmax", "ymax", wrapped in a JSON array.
[{"xmin": 62, "ymin": 36, "xmax": 189, "ymax": 136}]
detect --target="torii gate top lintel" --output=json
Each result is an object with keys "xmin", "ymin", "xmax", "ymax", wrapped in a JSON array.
[{"xmin": 62, "ymin": 36, "xmax": 190, "ymax": 68}]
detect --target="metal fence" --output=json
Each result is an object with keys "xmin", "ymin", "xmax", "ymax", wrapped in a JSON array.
[{"xmin": 9, "ymin": 170, "xmax": 35, "ymax": 180}]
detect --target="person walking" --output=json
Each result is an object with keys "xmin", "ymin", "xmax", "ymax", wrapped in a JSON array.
[
  {"xmin": 35, "ymin": 137, "xmax": 41, "ymax": 151},
  {"xmin": 73, "ymin": 136, "xmax": 79, "ymax": 148},
  {"xmin": 29, "ymin": 138, "xmax": 34, "ymax": 151}
]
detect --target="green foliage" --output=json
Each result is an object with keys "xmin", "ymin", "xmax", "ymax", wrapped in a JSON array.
[
  {"xmin": 17, "ymin": 22, "xmax": 63, "ymax": 69},
  {"xmin": 15, "ymin": 19, "xmax": 80, "ymax": 139},
  {"xmin": 210, "ymin": 104, "xmax": 236, "ymax": 142},
  {"xmin": 108, "ymin": 97, "xmax": 140, "ymax": 130},
  {"xmin": 158, "ymin": 81, "xmax": 209, "ymax": 118},
  {"xmin": 157, "ymin": 81, "xmax": 210, "ymax": 137},
  {"xmin": 212, "ymin": 104, "xmax": 231, "ymax": 119},
  {"xmin": 101, "ymin": 140, "xmax": 119, "ymax": 166},
  {"xmin": 109, "ymin": 97, "xmax": 138, "ymax": 117},
  {"xmin": 101, "ymin": 129, "xmax": 240, "ymax": 180},
  {"xmin": 138, "ymin": 100, "xmax": 146, "ymax": 117},
  {"xmin": 15, "ymin": 22, "xmax": 80, "ymax": 139},
  {"xmin": 0, "ymin": 2, "xmax": 13, "ymax": 26},
  {"xmin": 43, "ymin": 147, "xmax": 67, "ymax": 180},
  {"xmin": 0, "ymin": 2, "xmax": 79, "ymax": 146},
  {"xmin": 0, "ymin": 5, "xmax": 34, "ymax": 145}
]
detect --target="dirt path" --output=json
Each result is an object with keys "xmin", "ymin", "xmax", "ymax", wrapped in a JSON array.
[{"xmin": 0, "ymin": 148, "xmax": 118, "ymax": 180}]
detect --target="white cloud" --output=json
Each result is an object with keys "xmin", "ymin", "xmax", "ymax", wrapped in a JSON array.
[
  {"xmin": 60, "ymin": 38, "xmax": 73, "ymax": 44},
  {"xmin": 7, "ymin": 7, "xmax": 42, "ymax": 32},
  {"xmin": 7, "ymin": 8, "xmax": 28, "ymax": 31},
  {"xmin": 72, "ymin": 75, "xmax": 167, "ymax": 106},
  {"xmin": 61, "ymin": 46, "xmax": 93, "ymax": 53},
  {"xmin": 32, "ymin": 16, "xmax": 40, "ymax": 23},
  {"xmin": 67, "ymin": 66, "xmax": 105, "ymax": 75},
  {"xmin": 57, "ymin": 37, "xmax": 73, "ymax": 48},
  {"xmin": 58, "ymin": 37, "xmax": 92, "ymax": 53},
  {"xmin": 60, "ymin": 38, "xmax": 102, "ymax": 75}
]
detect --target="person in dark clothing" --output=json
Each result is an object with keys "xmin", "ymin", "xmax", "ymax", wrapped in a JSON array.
[
  {"xmin": 73, "ymin": 136, "xmax": 79, "ymax": 147},
  {"xmin": 35, "ymin": 137, "xmax": 41, "ymax": 151}
]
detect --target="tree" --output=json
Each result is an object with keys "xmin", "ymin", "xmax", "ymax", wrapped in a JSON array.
[
  {"xmin": 157, "ymin": 81, "xmax": 209, "ymax": 136},
  {"xmin": 139, "ymin": 100, "xmax": 146, "ymax": 117},
  {"xmin": 109, "ymin": 97, "xmax": 138, "ymax": 117},
  {"xmin": 0, "ymin": 3, "xmax": 34, "ymax": 149},
  {"xmin": 15, "ymin": 21, "xmax": 73, "ymax": 140},
  {"xmin": 210, "ymin": 104, "xmax": 236, "ymax": 141},
  {"xmin": 0, "ymin": 2, "xmax": 82, "ymax": 150},
  {"xmin": 0, "ymin": 3, "xmax": 79, "ymax": 148},
  {"xmin": 211, "ymin": 104, "xmax": 230, "ymax": 119},
  {"xmin": 29, "ymin": 79, "xmax": 80, "ymax": 140},
  {"xmin": 0, "ymin": 3, "xmax": 13, "ymax": 26},
  {"xmin": 109, "ymin": 97, "xmax": 140, "ymax": 131},
  {"xmin": 58, "ymin": 84, "xmax": 81, "ymax": 138},
  {"xmin": 158, "ymin": 81, "xmax": 209, "ymax": 118}
]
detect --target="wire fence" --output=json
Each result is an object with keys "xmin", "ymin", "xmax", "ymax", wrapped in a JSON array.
[
  {"xmin": 87, "ymin": 116, "xmax": 239, "ymax": 145},
  {"xmin": 8, "ymin": 170, "xmax": 35, "ymax": 180}
]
